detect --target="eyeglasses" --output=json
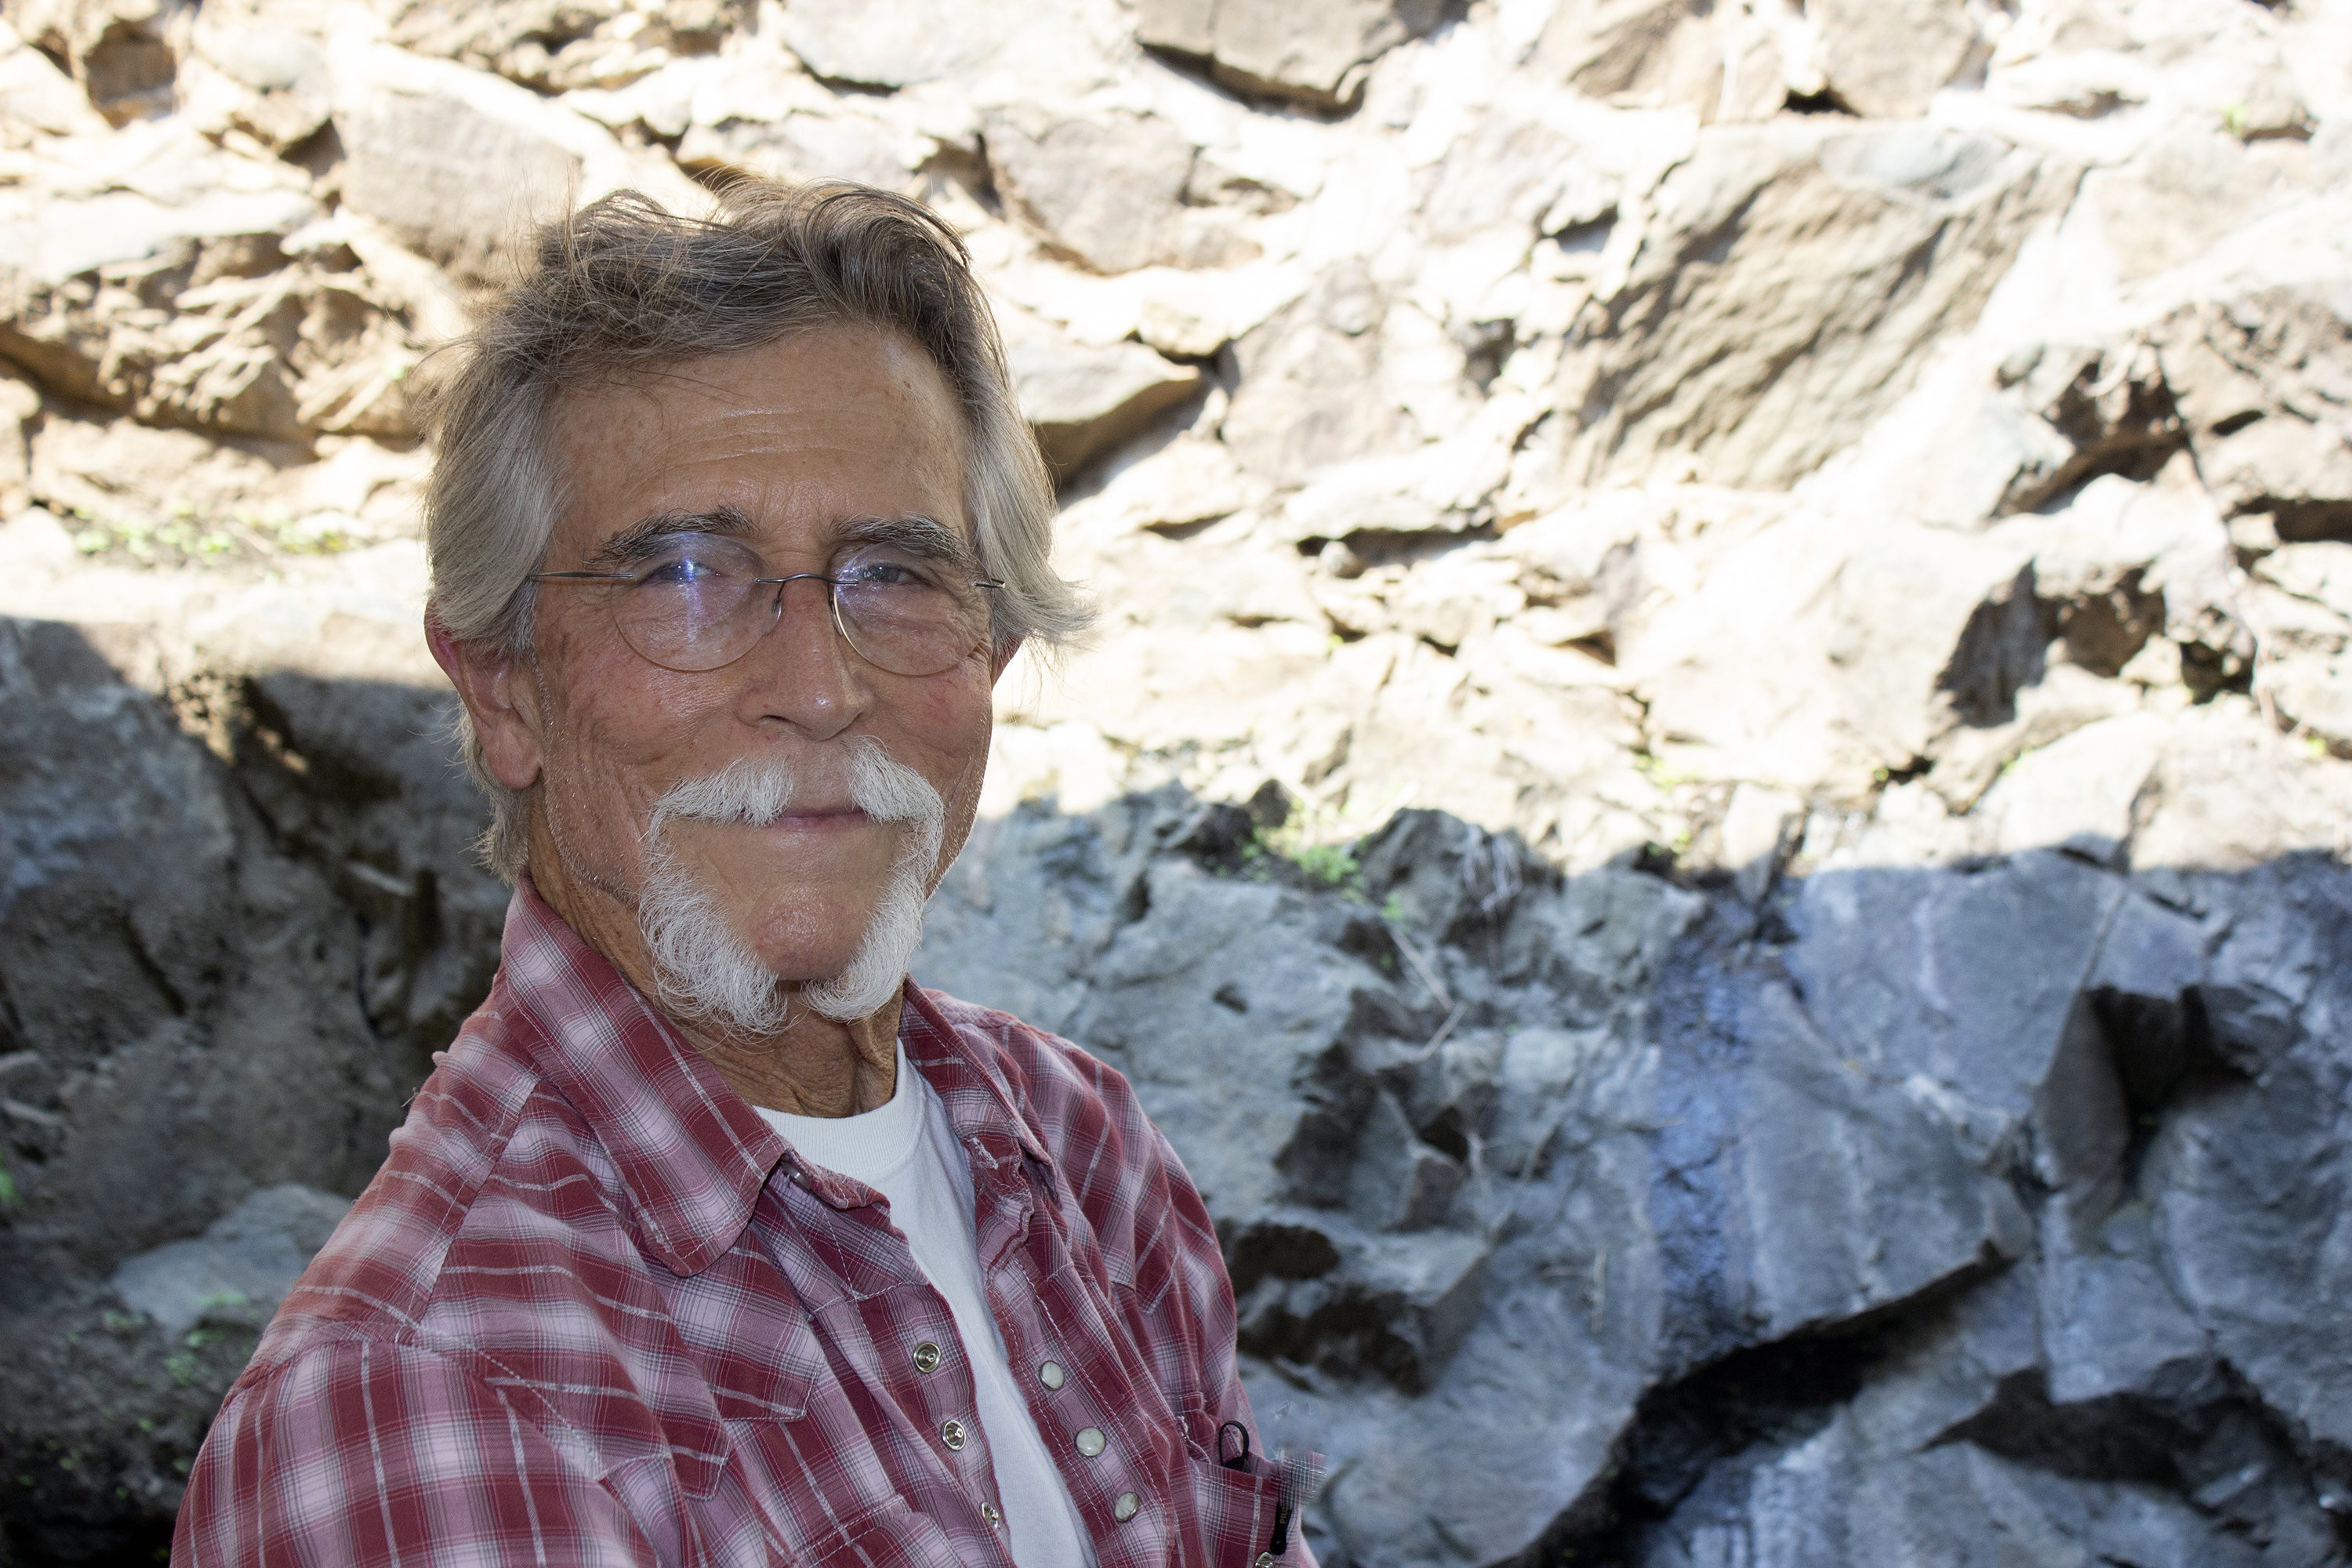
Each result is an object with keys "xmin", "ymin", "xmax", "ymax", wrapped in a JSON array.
[{"xmin": 528, "ymin": 532, "xmax": 1004, "ymax": 677}]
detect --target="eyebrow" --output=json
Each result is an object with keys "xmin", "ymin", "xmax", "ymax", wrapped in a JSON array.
[
  {"xmin": 580, "ymin": 509, "xmax": 982, "ymax": 575},
  {"xmin": 586, "ymin": 507, "xmax": 757, "ymax": 568},
  {"xmin": 835, "ymin": 514, "xmax": 980, "ymax": 573}
]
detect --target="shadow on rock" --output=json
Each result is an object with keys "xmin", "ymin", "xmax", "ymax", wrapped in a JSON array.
[
  {"xmin": 4, "ymin": 616, "xmax": 2350, "ymax": 1568},
  {"xmin": 0, "ymin": 618, "xmax": 499, "ymax": 1565},
  {"xmin": 917, "ymin": 793, "xmax": 2352, "ymax": 1568}
]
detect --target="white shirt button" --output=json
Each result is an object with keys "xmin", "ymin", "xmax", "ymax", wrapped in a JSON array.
[
  {"xmin": 1255, "ymin": 1555, "xmax": 1278, "ymax": 1567},
  {"xmin": 913, "ymin": 1341, "xmax": 942, "ymax": 1374},
  {"xmin": 1073, "ymin": 1426, "xmax": 1106, "ymax": 1457},
  {"xmin": 1113, "ymin": 1492, "xmax": 1140, "ymax": 1522},
  {"xmin": 941, "ymin": 1419, "xmax": 967, "ymax": 1451},
  {"xmin": 982, "ymin": 1502, "xmax": 1001, "ymax": 1526},
  {"xmin": 1038, "ymin": 1359, "xmax": 1065, "ymax": 1389}
]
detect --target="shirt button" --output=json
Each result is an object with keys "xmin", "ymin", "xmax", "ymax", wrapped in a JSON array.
[
  {"xmin": 982, "ymin": 1502, "xmax": 1001, "ymax": 1526},
  {"xmin": 913, "ymin": 1341, "xmax": 942, "ymax": 1374},
  {"xmin": 1039, "ymin": 1359, "xmax": 1065, "ymax": 1390},
  {"xmin": 1074, "ymin": 1426, "xmax": 1106, "ymax": 1457},
  {"xmin": 1255, "ymin": 1555, "xmax": 1278, "ymax": 1568},
  {"xmin": 1113, "ymin": 1492, "xmax": 1140, "ymax": 1522},
  {"xmin": 941, "ymin": 1419, "xmax": 967, "ymax": 1451}
]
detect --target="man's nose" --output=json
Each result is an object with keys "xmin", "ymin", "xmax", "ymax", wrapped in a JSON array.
[{"xmin": 735, "ymin": 575, "xmax": 867, "ymax": 740}]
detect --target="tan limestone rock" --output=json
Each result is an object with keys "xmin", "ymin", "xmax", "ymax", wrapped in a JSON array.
[
  {"xmin": 1133, "ymin": 0, "xmax": 1446, "ymax": 111},
  {"xmin": 1555, "ymin": 120, "xmax": 2079, "ymax": 491}
]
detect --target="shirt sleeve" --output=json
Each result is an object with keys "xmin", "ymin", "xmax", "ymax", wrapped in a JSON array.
[{"xmin": 173, "ymin": 1337, "xmax": 662, "ymax": 1568}]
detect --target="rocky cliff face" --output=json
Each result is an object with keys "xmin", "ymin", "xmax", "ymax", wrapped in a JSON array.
[{"xmin": 3, "ymin": 0, "xmax": 2352, "ymax": 1563}]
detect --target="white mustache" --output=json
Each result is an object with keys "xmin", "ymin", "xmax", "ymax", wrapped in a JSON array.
[{"xmin": 645, "ymin": 739, "xmax": 944, "ymax": 839}]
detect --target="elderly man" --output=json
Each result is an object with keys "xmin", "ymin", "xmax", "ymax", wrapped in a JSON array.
[{"xmin": 172, "ymin": 183, "xmax": 1306, "ymax": 1568}]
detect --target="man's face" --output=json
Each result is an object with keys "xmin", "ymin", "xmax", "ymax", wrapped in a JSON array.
[{"xmin": 503, "ymin": 327, "xmax": 997, "ymax": 994}]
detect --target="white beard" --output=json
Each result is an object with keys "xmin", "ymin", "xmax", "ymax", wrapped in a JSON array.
[{"xmin": 636, "ymin": 738, "xmax": 946, "ymax": 1032}]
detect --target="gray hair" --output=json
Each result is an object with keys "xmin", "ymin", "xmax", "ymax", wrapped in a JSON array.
[{"xmin": 419, "ymin": 180, "xmax": 1091, "ymax": 883}]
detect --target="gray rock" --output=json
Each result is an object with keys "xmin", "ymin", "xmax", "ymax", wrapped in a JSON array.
[
  {"xmin": 0, "ymin": 620, "xmax": 492, "ymax": 1278},
  {"xmin": 2148, "ymin": 860, "xmax": 2352, "ymax": 1484},
  {"xmin": 1957, "ymin": 338, "xmax": 2185, "ymax": 520},
  {"xmin": 11, "ymin": 0, "xmax": 184, "ymax": 125},
  {"xmin": 1133, "ymin": 0, "xmax": 1446, "ymax": 111},
  {"xmin": 919, "ymin": 801, "xmax": 2102, "ymax": 1567},
  {"xmin": 0, "ymin": 620, "xmax": 495, "ymax": 1561},
  {"xmin": 111, "ymin": 1182, "xmax": 351, "ymax": 1335},
  {"xmin": 1786, "ymin": 853, "xmax": 2126, "ymax": 1166},
  {"xmin": 677, "ymin": 113, "xmax": 918, "ymax": 193},
  {"xmin": 1628, "ymin": 1418, "xmax": 2266, "ymax": 1568}
]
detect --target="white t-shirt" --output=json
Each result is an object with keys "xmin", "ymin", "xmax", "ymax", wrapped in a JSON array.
[{"xmin": 757, "ymin": 1046, "xmax": 1097, "ymax": 1568}]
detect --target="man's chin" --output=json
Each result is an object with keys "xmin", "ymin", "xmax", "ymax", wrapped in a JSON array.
[{"xmin": 638, "ymin": 862, "xmax": 924, "ymax": 1033}]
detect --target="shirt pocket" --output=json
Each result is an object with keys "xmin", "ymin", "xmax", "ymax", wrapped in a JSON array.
[
  {"xmin": 1184, "ymin": 1452, "xmax": 1305, "ymax": 1567},
  {"xmin": 813, "ymin": 1497, "xmax": 967, "ymax": 1568}
]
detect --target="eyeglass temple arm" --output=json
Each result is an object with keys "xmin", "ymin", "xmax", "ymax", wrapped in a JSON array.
[
  {"xmin": 742, "ymin": 575, "xmax": 1010, "ymax": 590},
  {"xmin": 525, "ymin": 570, "xmax": 1009, "ymax": 590}
]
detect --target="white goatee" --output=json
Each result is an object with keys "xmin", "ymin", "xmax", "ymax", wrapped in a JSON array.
[{"xmin": 636, "ymin": 737, "xmax": 946, "ymax": 1032}]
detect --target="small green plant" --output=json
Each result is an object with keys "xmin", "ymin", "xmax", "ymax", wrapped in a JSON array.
[
  {"xmin": 1380, "ymin": 891, "xmax": 1408, "ymax": 924},
  {"xmin": 71, "ymin": 506, "xmax": 355, "ymax": 568},
  {"xmin": 2222, "ymin": 102, "xmax": 2249, "ymax": 139},
  {"xmin": 1288, "ymin": 839, "xmax": 1361, "ymax": 890},
  {"xmin": 1634, "ymin": 752, "xmax": 1694, "ymax": 789},
  {"xmin": 1244, "ymin": 824, "xmax": 1364, "ymax": 895}
]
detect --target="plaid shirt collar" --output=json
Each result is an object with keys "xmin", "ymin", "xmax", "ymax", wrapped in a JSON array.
[{"xmin": 498, "ymin": 877, "xmax": 1052, "ymax": 1277}]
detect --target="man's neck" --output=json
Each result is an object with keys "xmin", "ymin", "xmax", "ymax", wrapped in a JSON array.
[{"xmin": 523, "ymin": 826, "xmax": 902, "ymax": 1119}]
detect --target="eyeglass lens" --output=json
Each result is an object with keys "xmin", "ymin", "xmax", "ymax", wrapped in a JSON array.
[{"xmin": 608, "ymin": 534, "xmax": 989, "ymax": 676}]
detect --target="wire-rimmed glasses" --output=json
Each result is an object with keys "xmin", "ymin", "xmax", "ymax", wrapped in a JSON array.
[{"xmin": 528, "ymin": 532, "xmax": 1003, "ymax": 677}]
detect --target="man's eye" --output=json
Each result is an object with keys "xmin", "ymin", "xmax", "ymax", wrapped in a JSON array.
[
  {"xmin": 839, "ymin": 553, "xmax": 942, "ymax": 591},
  {"xmin": 637, "ymin": 553, "xmax": 730, "ymax": 587}
]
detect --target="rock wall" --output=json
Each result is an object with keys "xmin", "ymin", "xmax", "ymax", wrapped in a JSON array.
[{"xmin": 3, "ymin": 0, "xmax": 2352, "ymax": 1563}]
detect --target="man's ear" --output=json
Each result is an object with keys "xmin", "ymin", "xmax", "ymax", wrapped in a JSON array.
[
  {"xmin": 989, "ymin": 634, "xmax": 1024, "ymax": 684},
  {"xmin": 426, "ymin": 616, "xmax": 545, "ymax": 790}
]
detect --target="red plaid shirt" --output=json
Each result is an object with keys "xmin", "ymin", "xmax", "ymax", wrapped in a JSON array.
[{"xmin": 173, "ymin": 883, "xmax": 1305, "ymax": 1567}]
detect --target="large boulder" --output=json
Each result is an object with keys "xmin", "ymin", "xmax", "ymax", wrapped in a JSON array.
[
  {"xmin": 915, "ymin": 797, "xmax": 2273, "ymax": 1568},
  {"xmin": 985, "ymin": 107, "xmax": 1258, "ymax": 275},
  {"xmin": 1553, "ymin": 121, "xmax": 2079, "ymax": 490}
]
